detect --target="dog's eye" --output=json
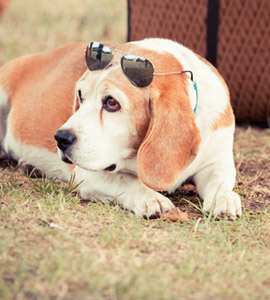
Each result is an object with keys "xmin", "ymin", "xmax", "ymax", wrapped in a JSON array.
[
  {"xmin": 103, "ymin": 96, "xmax": 121, "ymax": 112},
  {"xmin": 78, "ymin": 89, "xmax": 84, "ymax": 103}
]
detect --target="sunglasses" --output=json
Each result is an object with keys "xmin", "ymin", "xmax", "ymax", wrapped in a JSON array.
[{"xmin": 85, "ymin": 42, "xmax": 198, "ymax": 112}]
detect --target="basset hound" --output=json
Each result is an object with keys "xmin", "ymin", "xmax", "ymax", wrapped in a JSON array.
[{"xmin": 0, "ymin": 38, "xmax": 242, "ymax": 218}]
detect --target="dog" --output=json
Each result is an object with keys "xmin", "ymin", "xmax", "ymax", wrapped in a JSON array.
[{"xmin": 0, "ymin": 38, "xmax": 242, "ymax": 218}]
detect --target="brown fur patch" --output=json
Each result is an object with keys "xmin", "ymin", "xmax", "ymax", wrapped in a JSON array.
[
  {"xmin": 212, "ymin": 103, "xmax": 235, "ymax": 131},
  {"xmin": 2, "ymin": 43, "xmax": 88, "ymax": 152},
  {"xmin": 1, "ymin": 41, "xmax": 119, "ymax": 153}
]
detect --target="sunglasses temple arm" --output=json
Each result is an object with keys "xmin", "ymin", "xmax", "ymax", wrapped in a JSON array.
[
  {"xmin": 153, "ymin": 70, "xmax": 198, "ymax": 113},
  {"xmin": 153, "ymin": 70, "xmax": 194, "ymax": 81},
  {"xmin": 180, "ymin": 70, "xmax": 194, "ymax": 82}
]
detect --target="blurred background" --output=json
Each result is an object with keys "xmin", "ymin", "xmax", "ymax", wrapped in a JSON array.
[
  {"xmin": 1, "ymin": 0, "xmax": 269, "ymax": 125},
  {"xmin": 0, "ymin": 0, "xmax": 127, "ymax": 65}
]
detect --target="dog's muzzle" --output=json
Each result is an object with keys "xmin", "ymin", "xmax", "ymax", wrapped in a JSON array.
[
  {"xmin": 54, "ymin": 130, "xmax": 76, "ymax": 164},
  {"xmin": 54, "ymin": 130, "xmax": 118, "ymax": 171}
]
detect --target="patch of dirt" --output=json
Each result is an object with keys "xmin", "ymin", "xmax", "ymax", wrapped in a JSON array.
[{"xmin": 234, "ymin": 126, "xmax": 270, "ymax": 212}]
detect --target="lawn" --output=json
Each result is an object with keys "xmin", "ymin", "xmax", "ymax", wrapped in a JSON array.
[{"xmin": 0, "ymin": 1, "xmax": 270, "ymax": 299}]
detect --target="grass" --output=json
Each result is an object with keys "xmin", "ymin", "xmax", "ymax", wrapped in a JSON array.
[
  {"xmin": 0, "ymin": 130, "xmax": 269, "ymax": 300},
  {"xmin": 1, "ymin": 1, "xmax": 270, "ymax": 299}
]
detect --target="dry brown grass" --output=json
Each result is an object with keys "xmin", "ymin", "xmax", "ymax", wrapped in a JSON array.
[{"xmin": 234, "ymin": 127, "xmax": 270, "ymax": 213}]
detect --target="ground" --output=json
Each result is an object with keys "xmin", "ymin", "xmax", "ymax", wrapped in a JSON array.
[{"xmin": 0, "ymin": 126, "xmax": 269, "ymax": 300}]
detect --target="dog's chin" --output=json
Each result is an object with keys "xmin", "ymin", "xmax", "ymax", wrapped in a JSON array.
[
  {"xmin": 78, "ymin": 163, "xmax": 118, "ymax": 173},
  {"xmin": 59, "ymin": 151, "xmax": 118, "ymax": 173},
  {"xmin": 62, "ymin": 155, "xmax": 73, "ymax": 164},
  {"xmin": 59, "ymin": 151, "xmax": 73, "ymax": 165}
]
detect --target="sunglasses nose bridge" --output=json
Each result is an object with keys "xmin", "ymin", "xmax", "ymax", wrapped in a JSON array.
[{"xmin": 108, "ymin": 51, "xmax": 123, "ymax": 68}]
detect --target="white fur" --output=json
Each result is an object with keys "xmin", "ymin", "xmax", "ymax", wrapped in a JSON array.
[
  {"xmin": 60, "ymin": 68, "xmax": 137, "ymax": 173},
  {"xmin": 1, "ymin": 38, "xmax": 241, "ymax": 217},
  {"xmin": 75, "ymin": 166, "xmax": 174, "ymax": 217},
  {"xmin": 3, "ymin": 123, "xmax": 71, "ymax": 180},
  {"xmin": 169, "ymin": 126, "xmax": 241, "ymax": 216}
]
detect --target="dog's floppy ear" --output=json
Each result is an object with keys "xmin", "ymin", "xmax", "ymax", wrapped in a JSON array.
[
  {"xmin": 73, "ymin": 70, "xmax": 89, "ymax": 113},
  {"xmin": 137, "ymin": 75, "xmax": 201, "ymax": 191}
]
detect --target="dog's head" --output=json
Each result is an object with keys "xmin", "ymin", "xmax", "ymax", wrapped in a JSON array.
[{"xmin": 55, "ymin": 39, "xmax": 201, "ymax": 191}]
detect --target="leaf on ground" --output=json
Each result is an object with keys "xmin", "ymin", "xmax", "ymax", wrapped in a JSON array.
[{"xmin": 161, "ymin": 208, "xmax": 189, "ymax": 223}]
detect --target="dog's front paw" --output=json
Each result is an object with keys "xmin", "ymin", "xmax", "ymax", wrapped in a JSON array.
[
  {"xmin": 121, "ymin": 192, "xmax": 175, "ymax": 218},
  {"xmin": 203, "ymin": 190, "xmax": 242, "ymax": 218}
]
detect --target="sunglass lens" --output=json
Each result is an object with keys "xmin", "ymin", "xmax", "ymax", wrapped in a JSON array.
[
  {"xmin": 85, "ymin": 42, "xmax": 113, "ymax": 71},
  {"xmin": 121, "ymin": 55, "xmax": 154, "ymax": 87}
]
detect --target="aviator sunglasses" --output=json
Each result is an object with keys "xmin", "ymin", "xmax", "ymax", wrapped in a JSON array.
[{"xmin": 85, "ymin": 42, "xmax": 198, "ymax": 112}]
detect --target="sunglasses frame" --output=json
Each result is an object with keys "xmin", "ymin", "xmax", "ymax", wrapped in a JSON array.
[{"xmin": 85, "ymin": 42, "xmax": 198, "ymax": 112}]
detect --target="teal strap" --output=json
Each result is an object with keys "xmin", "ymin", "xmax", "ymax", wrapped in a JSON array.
[
  {"xmin": 180, "ymin": 70, "xmax": 198, "ymax": 113},
  {"xmin": 193, "ymin": 81, "xmax": 198, "ymax": 113}
]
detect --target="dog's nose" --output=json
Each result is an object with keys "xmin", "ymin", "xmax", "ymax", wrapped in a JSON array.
[{"xmin": 54, "ymin": 130, "xmax": 77, "ymax": 152}]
